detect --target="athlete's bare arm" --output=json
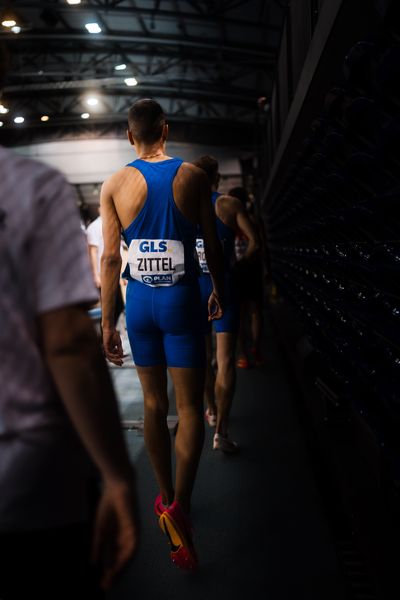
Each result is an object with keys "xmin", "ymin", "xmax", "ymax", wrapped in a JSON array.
[
  {"xmin": 217, "ymin": 195, "xmax": 260, "ymax": 260},
  {"xmin": 100, "ymin": 176, "xmax": 124, "ymax": 365},
  {"xmin": 174, "ymin": 163, "xmax": 225, "ymax": 319}
]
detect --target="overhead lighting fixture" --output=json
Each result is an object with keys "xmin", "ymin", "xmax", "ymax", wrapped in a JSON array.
[
  {"xmin": 2, "ymin": 7, "xmax": 25, "ymax": 30},
  {"xmin": 81, "ymin": 112, "xmax": 90, "ymax": 119},
  {"xmin": 0, "ymin": 121, "xmax": 3, "ymax": 127},
  {"xmin": 41, "ymin": 115, "xmax": 49, "ymax": 122},
  {"xmin": 1, "ymin": 5, "xmax": 23, "ymax": 28},
  {"xmin": 0, "ymin": 104, "xmax": 9, "ymax": 114},
  {"xmin": 86, "ymin": 97, "xmax": 98, "ymax": 106},
  {"xmin": 85, "ymin": 23, "xmax": 101, "ymax": 34},
  {"xmin": 14, "ymin": 116, "xmax": 24, "ymax": 124},
  {"xmin": 66, "ymin": 0, "xmax": 81, "ymax": 4},
  {"xmin": 11, "ymin": 25, "xmax": 21, "ymax": 33},
  {"xmin": 124, "ymin": 77, "xmax": 138, "ymax": 87},
  {"xmin": 115, "ymin": 63, "xmax": 126, "ymax": 71},
  {"xmin": 2, "ymin": 19, "xmax": 16, "ymax": 28}
]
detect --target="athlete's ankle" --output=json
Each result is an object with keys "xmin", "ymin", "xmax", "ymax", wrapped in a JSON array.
[
  {"xmin": 174, "ymin": 496, "xmax": 190, "ymax": 515},
  {"xmin": 162, "ymin": 490, "xmax": 174, "ymax": 507}
]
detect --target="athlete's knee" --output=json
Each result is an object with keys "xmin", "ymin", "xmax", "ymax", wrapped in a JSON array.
[
  {"xmin": 144, "ymin": 395, "xmax": 169, "ymax": 417},
  {"xmin": 217, "ymin": 351, "xmax": 235, "ymax": 374}
]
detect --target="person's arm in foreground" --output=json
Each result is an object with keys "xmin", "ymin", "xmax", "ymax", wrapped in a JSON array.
[
  {"xmin": 197, "ymin": 172, "xmax": 225, "ymax": 320},
  {"xmin": 38, "ymin": 306, "xmax": 139, "ymax": 590},
  {"xmin": 100, "ymin": 179, "xmax": 124, "ymax": 365}
]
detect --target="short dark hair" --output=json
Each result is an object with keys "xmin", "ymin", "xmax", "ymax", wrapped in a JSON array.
[
  {"xmin": 192, "ymin": 155, "xmax": 219, "ymax": 185},
  {"xmin": 127, "ymin": 98, "xmax": 166, "ymax": 144}
]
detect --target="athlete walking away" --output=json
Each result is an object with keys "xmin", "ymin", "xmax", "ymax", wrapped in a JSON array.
[
  {"xmin": 100, "ymin": 99, "xmax": 224, "ymax": 571},
  {"xmin": 193, "ymin": 156, "xmax": 259, "ymax": 452},
  {"xmin": 230, "ymin": 186, "xmax": 268, "ymax": 369}
]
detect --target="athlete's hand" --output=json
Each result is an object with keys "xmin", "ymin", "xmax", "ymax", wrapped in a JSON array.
[
  {"xmin": 92, "ymin": 478, "xmax": 140, "ymax": 590},
  {"xmin": 103, "ymin": 328, "xmax": 124, "ymax": 366},
  {"xmin": 208, "ymin": 291, "xmax": 223, "ymax": 321}
]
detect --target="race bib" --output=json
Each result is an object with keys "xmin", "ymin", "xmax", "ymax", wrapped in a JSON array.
[
  {"xmin": 195, "ymin": 238, "xmax": 209, "ymax": 274},
  {"xmin": 127, "ymin": 239, "xmax": 185, "ymax": 286}
]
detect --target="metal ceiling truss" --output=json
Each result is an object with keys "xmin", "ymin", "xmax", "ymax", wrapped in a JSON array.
[
  {"xmin": 2, "ymin": 91, "xmax": 253, "ymax": 126},
  {"xmin": 10, "ymin": 47, "xmax": 270, "ymax": 82},
  {"xmin": 5, "ymin": 30, "xmax": 275, "ymax": 61},
  {"xmin": 0, "ymin": 0, "xmax": 283, "ymax": 146},
  {"xmin": 14, "ymin": 1, "xmax": 282, "ymax": 32}
]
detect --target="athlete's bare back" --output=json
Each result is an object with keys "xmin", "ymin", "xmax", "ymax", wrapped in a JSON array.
[{"xmin": 102, "ymin": 156, "xmax": 210, "ymax": 232}]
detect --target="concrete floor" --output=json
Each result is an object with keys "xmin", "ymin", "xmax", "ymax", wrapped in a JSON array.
[{"xmin": 106, "ymin": 311, "xmax": 348, "ymax": 600}]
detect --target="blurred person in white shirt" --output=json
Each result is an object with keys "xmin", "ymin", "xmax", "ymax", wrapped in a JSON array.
[{"xmin": 86, "ymin": 207, "xmax": 126, "ymax": 329}]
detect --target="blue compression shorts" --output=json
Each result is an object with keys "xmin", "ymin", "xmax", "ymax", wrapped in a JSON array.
[
  {"xmin": 125, "ymin": 279, "xmax": 206, "ymax": 368},
  {"xmin": 199, "ymin": 272, "xmax": 239, "ymax": 335}
]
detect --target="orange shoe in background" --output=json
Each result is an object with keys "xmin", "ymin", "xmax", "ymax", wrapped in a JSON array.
[{"xmin": 236, "ymin": 357, "xmax": 250, "ymax": 369}]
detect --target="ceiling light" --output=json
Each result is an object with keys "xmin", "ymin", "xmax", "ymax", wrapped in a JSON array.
[
  {"xmin": 1, "ymin": 7, "xmax": 22, "ymax": 28},
  {"xmin": 2, "ymin": 19, "xmax": 16, "ymax": 28},
  {"xmin": 41, "ymin": 115, "xmax": 49, "ymax": 122},
  {"xmin": 0, "ymin": 121, "xmax": 3, "ymax": 127},
  {"xmin": 124, "ymin": 77, "xmax": 138, "ymax": 87},
  {"xmin": 14, "ymin": 116, "xmax": 24, "ymax": 124},
  {"xmin": 81, "ymin": 112, "xmax": 90, "ymax": 119},
  {"xmin": 115, "ymin": 63, "xmax": 126, "ymax": 71},
  {"xmin": 0, "ymin": 104, "xmax": 9, "ymax": 114},
  {"xmin": 86, "ymin": 97, "xmax": 98, "ymax": 106},
  {"xmin": 11, "ymin": 25, "xmax": 21, "ymax": 33},
  {"xmin": 66, "ymin": 0, "xmax": 81, "ymax": 4},
  {"xmin": 85, "ymin": 23, "xmax": 101, "ymax": 34}
]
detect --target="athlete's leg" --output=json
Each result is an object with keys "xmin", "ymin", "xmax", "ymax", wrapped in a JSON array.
[
  {"xmin": 168, "ymin": 367, "xmax": 205, "ymax": 514},
  {"xmin": 214, "ymin": 332, "xmax": 237, "ymax": 437},
  {"xmin": 204, "ymin": 334, "xmax": 217, "ymax": 418},
  {"xmin": 136, "ymin": 365, "xmax": 174, "ymax": 506}
]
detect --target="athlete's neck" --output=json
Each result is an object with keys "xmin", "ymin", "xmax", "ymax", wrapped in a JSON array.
[{"xmin": 136, "ymin": 141, "xmax": 168, "ymax": 161}]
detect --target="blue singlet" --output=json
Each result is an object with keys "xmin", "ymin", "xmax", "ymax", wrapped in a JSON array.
[{"xmin": 123, "ymin": 157, "xmax": 205, "ymax": 367}]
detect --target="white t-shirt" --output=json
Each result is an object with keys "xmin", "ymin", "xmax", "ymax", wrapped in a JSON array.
[
  {"xmin": 86, "ymin": 215, "xmax": 125, "ymax": 284},
  {"xmin": 0, "ymin": 146, "xmax": 98, "ymax": 531},
  {"xmin": 86, "ymin": 214, "xmax": 104, "ymax": 276}
]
